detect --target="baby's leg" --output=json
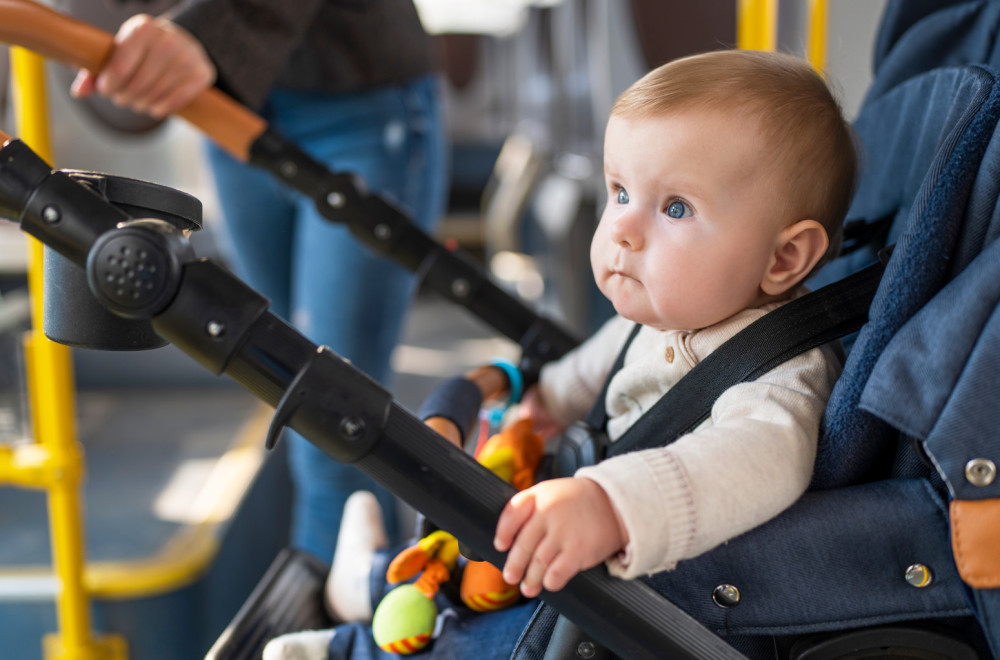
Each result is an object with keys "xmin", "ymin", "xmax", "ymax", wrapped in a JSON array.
[
  {"xmin": 261, "ymin": 629, "xmax": 335, "ymax": 660},
  {"xmin": 260, "ymin": 492, "xmax": 388, "ymax": 660},
  {"xmin": 325, "ymin": 490, "xmax": 389, "ymax": 622}
]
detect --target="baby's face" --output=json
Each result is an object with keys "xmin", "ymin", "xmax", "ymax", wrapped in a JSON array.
[{"xmin": 592, "ymin": 110, "xmax": 788, "ymax": 331}]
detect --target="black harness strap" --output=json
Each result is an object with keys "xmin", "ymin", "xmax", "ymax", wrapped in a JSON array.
[
  {"xmin": 604, "ymin": 256, "xmax": 887, "ymax": 459},
  {"xmin": 549, "ymin": 323, "xmax": 641, "ymax": 478},
  {"xmin": 584, "ymin": 322, "xmax": 642, "ymax": 429}
]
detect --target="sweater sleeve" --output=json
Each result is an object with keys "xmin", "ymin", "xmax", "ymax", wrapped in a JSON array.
[
  {"xmin": 167, "ymin": 0, "xmax": 325, "ymax": 107},
  {"xmin": 576, "ymin": 343, "xmax": 840, "ymax": 578},
  {"xmin": 535, "ymin": 315, "xmax": 636, "ymax": 427}
]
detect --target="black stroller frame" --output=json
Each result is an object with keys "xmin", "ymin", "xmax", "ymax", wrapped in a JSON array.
[
  {"xmin": 244, "ymin": 126, "xmax": 580, "ymax": 381},
  {"xmin": 0, "ymin": 4, "xmax": 741, "ymax": 658},
  {"xmin": 0, "ymin": 134, "xmax": 744, "ymax": 660}
]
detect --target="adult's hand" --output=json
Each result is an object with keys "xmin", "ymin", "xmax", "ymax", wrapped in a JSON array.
[{"xmin": 70, "ymin": 13, "xmax": 216, "ymax": 119}]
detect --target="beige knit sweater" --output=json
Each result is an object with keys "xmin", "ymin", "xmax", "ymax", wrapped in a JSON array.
[{"xmin": 536, "ymin": 299, "xmax": 842, "ymax": 578}]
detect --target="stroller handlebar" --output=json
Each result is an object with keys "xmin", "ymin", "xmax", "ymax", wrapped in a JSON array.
[
  {"xmin": 0, "ymin": 0, "xmax": 580, "ymax": 367},
  {"xmin": 0, "ymin": 0, "xmax": 267, "ymax": 160}
]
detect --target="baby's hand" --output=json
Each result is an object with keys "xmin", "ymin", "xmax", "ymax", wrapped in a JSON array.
[{"xmin": 493, "ymin": 477, "xmax": 627, "ymax": 598}]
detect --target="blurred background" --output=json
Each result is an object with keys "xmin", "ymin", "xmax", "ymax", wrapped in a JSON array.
[{"xmin": 0, "ymin": 1, "xmax": 887, "ymax": 658}]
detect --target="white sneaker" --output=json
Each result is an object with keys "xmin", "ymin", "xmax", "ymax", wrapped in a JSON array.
[
  {"xmin": 324, "ymin": 490, "xmax": 389, "ymax": 623},
  {"xmin": 261, "ymin": 629, "xmax": 335, "ymax": 660}
]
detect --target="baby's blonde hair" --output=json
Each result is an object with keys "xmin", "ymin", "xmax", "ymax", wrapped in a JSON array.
[{"xmin": 612, "ymin": 49, "xmax": 858, "ymax": 264}]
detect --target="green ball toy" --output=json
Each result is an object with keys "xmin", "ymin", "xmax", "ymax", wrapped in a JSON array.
[{"xmin": 372, "ymin": 584, "xmax": 438, "ymax": 654}]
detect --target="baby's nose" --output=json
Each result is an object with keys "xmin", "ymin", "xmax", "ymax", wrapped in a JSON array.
[{"xmin": 610, "ymin": 211, "xmax": 643, "ymax": 249}]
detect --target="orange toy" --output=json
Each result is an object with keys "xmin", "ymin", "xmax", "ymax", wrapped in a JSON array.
[
  {"xmin": 461, "ymin": 418, "xmax": 544, "ymax": 611},
  {"xmin": 372, "ymin": 419, "xmax": 545, "ymax": 654},
  {"xmin": 474, "ymin": 418, "xmax": 546, "ymax": 491}
]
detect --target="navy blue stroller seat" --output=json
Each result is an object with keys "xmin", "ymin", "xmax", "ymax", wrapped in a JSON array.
[
  {"xmin": 870, "ymin": 0, "xmax": 968, "ymax": 69},
  {"xmin": 511, "ymin": 64, "xmax": 1000, "ymax": 660},
  {"xmin": 867, "ymin": 0, "xmax": 1000, "ymax": 104}
]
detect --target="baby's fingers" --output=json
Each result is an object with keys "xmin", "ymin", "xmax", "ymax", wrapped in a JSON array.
[
  {"xmin": 519, "ymin": 538, "xmax": 563, "ymax": 598},
  {"xmin": 493, "ymin": 491, "xmax": 534, "ymax": 552},
  {"xmin": 541, "ymin": 553, "xmax": 580, "ymax": 594},
  {"xmin": 496, "ymin": 497, "xmax": 542, "ymax": 586}
]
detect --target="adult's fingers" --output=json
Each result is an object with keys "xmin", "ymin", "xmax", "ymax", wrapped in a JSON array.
[
  {"xmin": 143, "ymin": 65, "xmax": 206, "ymax": 117},
  {"xmin": 96, "ymin": 14, "xmax": 155, "ymax": 98},
  {"xmin": 70, "ymin": 69, "xmax": 97, "ymax": 98}
]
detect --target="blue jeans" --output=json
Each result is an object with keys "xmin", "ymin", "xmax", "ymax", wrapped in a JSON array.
[{"xmin": 207, "ymin": 75, "xmax": 447, "ymax": 559}]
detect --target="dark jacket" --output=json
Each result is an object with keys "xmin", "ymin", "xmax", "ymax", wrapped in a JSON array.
[{"xmin": 169, "ymin": 0, "xmax": 436, "ymax": 109}]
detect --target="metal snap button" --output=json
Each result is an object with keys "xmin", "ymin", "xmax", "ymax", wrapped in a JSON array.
[
  {"xmin": 712, "ymin": 584, "xmax": 740, "ymax": 608},
  {"xmin": 965, "ymin": 458, "xmax": 996, "ymax": 486},
  {"xmin": 904, "ymin": 563, "xmax": 933, "ymax": 588}
]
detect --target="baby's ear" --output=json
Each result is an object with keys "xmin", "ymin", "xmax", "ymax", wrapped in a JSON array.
[{"xmin": 760, "ymin": 219, "xmax": 829, "ymax": 297}]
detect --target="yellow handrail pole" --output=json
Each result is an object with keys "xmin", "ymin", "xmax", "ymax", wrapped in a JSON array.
[
  {"xmin": 807, "ymin": 0, "xmax": 828, "ymax": 73},
  {"xmin": 9, "ymin": 46, "xmax": 124, "ymax": 660},
  {"xmin": 737, "ymin": 0, "xmax": 778, "ymax": 51}
]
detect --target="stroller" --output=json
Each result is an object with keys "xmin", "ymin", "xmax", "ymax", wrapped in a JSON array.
[
  {"xmin": 0, "ymin": 1, "xmax": 998, "ymax": 658},
  {"xmin": 203, "ymin": 3, "xmax": 1000, "ymax": 657}
]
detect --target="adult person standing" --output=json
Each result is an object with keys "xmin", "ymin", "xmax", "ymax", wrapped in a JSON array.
[{"xmin": 71, "ymin": 0, "xmax": 448, "ymax": 561}]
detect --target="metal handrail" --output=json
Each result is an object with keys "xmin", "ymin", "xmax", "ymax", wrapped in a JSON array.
[{"xmin": 4, "ymin": 47, "xmax": 127, "ymax": 660}]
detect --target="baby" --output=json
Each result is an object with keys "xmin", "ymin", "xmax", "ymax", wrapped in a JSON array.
[
  {"xmin": 264, "ymin": 47, "xmax": 857, "ymax": 660},
  {"xmin": 495, "ymin": 47, "xmax": 856, "ymax": 595}
]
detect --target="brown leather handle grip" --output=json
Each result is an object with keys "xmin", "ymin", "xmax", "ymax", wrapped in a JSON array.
[{"xmin": 0, "ymin": 0, "xmax": 266, "ymax": 161}]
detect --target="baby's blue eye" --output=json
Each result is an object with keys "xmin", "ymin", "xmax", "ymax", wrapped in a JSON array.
[
  {"xmin": 617, "ymin": 188, "xmax": 629, "ymax": 204},
  {"xmin": 666, "ymin": 200, "xmax": 691, "ymax": 218}
]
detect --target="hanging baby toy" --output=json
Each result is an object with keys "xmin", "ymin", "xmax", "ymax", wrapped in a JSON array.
[{"xmin": 371, "ymin": 418, "xmax": 545, "ymax": 654}]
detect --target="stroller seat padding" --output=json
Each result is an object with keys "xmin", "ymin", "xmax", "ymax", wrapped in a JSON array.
[
  {"xmin": 868, "ymin": 0, "xmax": 1000, "ymax": 105},
  {"xmin": 871, "ymin": 0, "xmax": 971, "ymax": 74},
  {"xmin": 641, "ymin": 478, "xmax": 967, "ymax": 634},
  {"xmin": 862, "ymin": 224, "xmax": 1000, "ymax": 628},
  {"xmin": 816, "ymin": 64, "xmax": 1000, "ymax": 489}
]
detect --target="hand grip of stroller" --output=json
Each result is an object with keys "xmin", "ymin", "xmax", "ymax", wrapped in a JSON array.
[{"xmin": 0, "ymin": 0, "xmax": 267, "ymax": 160}]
